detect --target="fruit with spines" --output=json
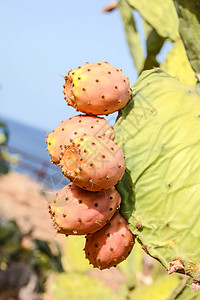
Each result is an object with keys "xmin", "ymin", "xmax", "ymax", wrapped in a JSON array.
[
  {"xmin": 59, "ymin": 135, "xmax": 126, "ymax": 191},
  {"xmin": 84, "ymin": 212, "xmax": 135, "ymax": 270},
  {"xmin": 48, "ymin": 183, "xmax": 121, "ymax": 235},
  {"xmin": 46, "ymin": 115, "xmax": 114, "ymax": 164},
  {"xmin": 63, "ymin": 62, "xmax": 131, "ymax": 115}
]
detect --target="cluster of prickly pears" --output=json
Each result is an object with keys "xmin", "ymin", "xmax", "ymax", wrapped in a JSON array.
[{"xmin": 46, "ymin": 62, "xmax": 134, "ymax": 269}]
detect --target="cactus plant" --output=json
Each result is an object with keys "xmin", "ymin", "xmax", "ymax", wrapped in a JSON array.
[
  {"xmin": 173, "ymin": 0, "xmax": 200, "ymax": 75},
  {"xmin": 123, "ymin": 0, "xmax": 179, "ymax": 42},
  {"xmin": 43, "ymin": 0, "xmax": 200, "ymax": 297},
  {"xmin": 114, "ymin": 68, "xmax": 200, "ymax": 283},
  {"xmin": 116, "ymin": 0, "xmax": 199, "ymax": 88}
]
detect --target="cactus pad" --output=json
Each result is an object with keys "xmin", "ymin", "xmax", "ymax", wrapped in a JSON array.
[{"xmin": 114, "ymin": 69, "xmax": 200, "ymax": 281}]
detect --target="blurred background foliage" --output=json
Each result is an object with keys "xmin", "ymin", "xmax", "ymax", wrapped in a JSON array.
[
  {"xmin": 0, "ymin": 122, "xmax": 19, "ymax": 175},
  {"xmin": 0, "ymin": 122, "xmax": 9, "ymax": 174},
  {"xmin": 48, "ymin": 236, "xmax": 200, "ymax": 300},
  {"xmin": 0, "ymin": 218, "xmax": 63, "ymax": 299}
]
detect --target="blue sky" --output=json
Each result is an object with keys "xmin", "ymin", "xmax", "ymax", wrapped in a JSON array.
[{"xmin": 0, "ymin": 0, "xmax": 170, "ymax": 131}]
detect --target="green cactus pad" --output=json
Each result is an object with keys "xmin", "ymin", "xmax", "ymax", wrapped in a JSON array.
[
  {"xmin": 62, "ymin": 236, "xmax": 92, "ymax": 273},
  {"xmin": 161, "ymin": 39, "xmax": 196, "ymax": 86},
  {"xmin": 114, "ymin": 69, "xmax": 200, "ymax": 281},
  {"xmin": 128, "ymin": 275, "xmax": 180, "ymax": 300},
  {"xmin": 51, "ymin": 273, "xmax": 122, "ymax": 300},
  {"xmin": 126, "ymin": 0, "xmax": 179, "ymax": 41},
  {"xmin": 173, "ymin": 0, "xmax": 200, "ymax": 74},
  {"xmin": 118, "ymin": 0, "xmax": 144, "ymax": 73}
]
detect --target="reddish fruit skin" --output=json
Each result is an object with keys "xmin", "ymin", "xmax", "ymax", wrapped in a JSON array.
[
  {"xmin": 85, "ymin": 212, "xmax": 135, "ymax": 269},
  {"xmin": 63, "ymin": 62, "xmax": 131, "ymax": 115},
  {"xmin": 59, "ymin": 135, "xmax": 126, "ymax": 191},
  {"xmin": 48, "ymin": 183, "xmax": 121, "ymax": 235},
  {"xmin": 46, "ymin": 115, "xmax": 114, "ymax": 164}
]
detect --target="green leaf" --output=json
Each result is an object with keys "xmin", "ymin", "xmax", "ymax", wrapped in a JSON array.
[
  {"xmin": 118, "ymin": 0, "xmax": 144, "ymax": 73},
  {"xmin": 51, "ymin": 273, "xmax": 122, "ymax": 300},
  {"xmin": 161, "ymin": 39, "xmax": 196, "ymax": 85},
  {"xmin": 127, "ymin": 0, "xmax": 179, "ymax": 41},
  {"xmin": 173, "ymin": 0, "xmax": 200, "ymax": 74}
]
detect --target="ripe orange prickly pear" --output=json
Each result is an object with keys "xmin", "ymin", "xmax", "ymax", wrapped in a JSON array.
[
  {"xmin": 48, "ymin": 183, "xmax": 121, "ymax": 235},
  {"xmin": 46, "ymin": 115, "xmax": 114, "ymax": 164},
  {"xmin": 63, "ymin": 62, "xmax": 131, "ymax": 115},
  {"xmin": 84, "ymin": 212, "xmax": 135, "ymax": 269},
  {"xmin": 59, "ymin": 135, "xmax": 126, "ymax": 191}
]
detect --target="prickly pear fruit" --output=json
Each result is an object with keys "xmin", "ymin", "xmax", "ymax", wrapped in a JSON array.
[
  {"xmin": 59, "ymin": 135, "xmax": 126, "ymax": 191},
  {"xmin": 49, "ymin": 183, "xmax": 121, "ymax": 235},
  {"xmin": 46, "ymin": 115, "xmax": 114, "ymax": 164},
  {"xmin": 63, "ymin": 62, "xmax": 131, "ymax": 115},
  {"xmin": 84, "ymin": 212, "xmax": 135, "ymax": 269}
]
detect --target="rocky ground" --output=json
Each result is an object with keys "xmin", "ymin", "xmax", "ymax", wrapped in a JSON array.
[{"xmin": 0, "ymin": 171, "xmax": 61, "ymax": 242}]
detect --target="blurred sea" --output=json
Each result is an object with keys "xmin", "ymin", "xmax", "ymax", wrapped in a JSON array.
[{"xmin": 0, "ymin": 117, "xmax": 68, "ymax": 190}]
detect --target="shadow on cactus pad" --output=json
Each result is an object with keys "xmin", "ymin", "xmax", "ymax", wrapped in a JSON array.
[{"xmin": 116, "ymin": 170, "xmax": 135, "ymax": 220}]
